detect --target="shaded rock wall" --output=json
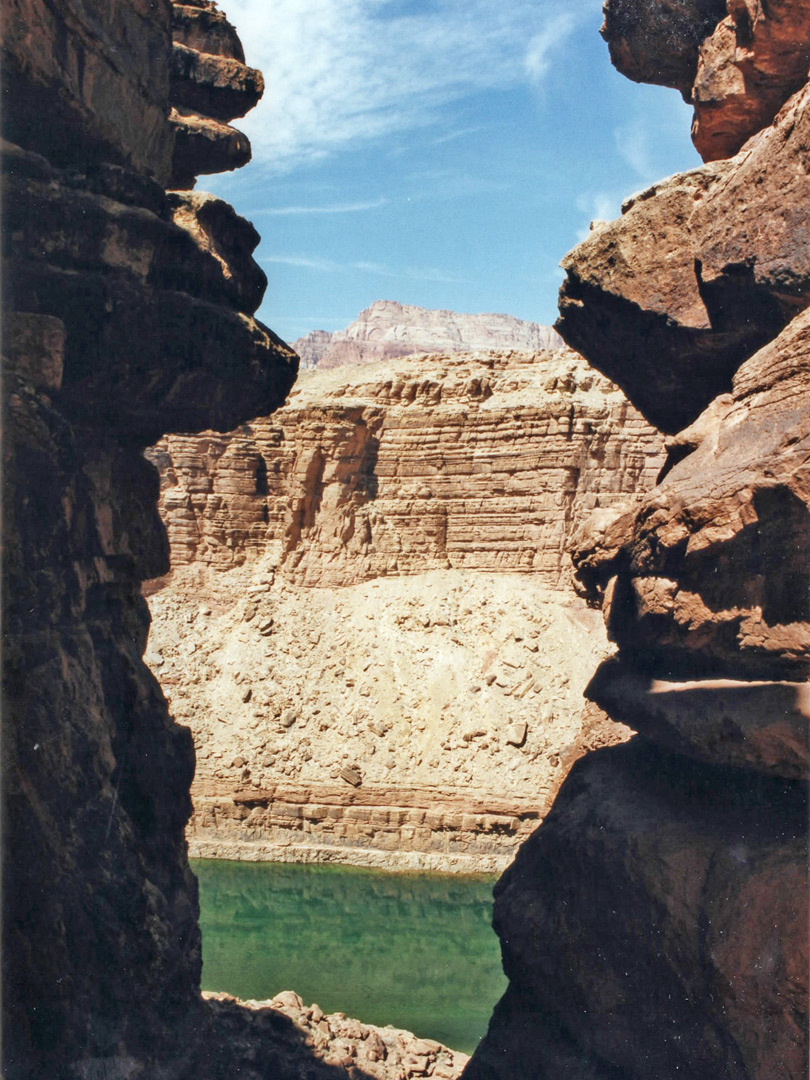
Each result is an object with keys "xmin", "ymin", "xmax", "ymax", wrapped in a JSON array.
[
  {"xmin": 1, "ymin": 2, "xmax": 296, "ymax": 1076},
  {"xmin": 467, "ymin": 7, "xmax": 809, "ymax": 1080}
]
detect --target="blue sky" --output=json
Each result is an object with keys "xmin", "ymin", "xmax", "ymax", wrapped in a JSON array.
[{"xmin": 206, "ymin": 0, "xmax": 701, "ymax": 344}]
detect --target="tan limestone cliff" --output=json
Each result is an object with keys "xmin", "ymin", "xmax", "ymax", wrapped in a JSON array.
[{"xmin": 144, "ymin": 347, "xmax": 662, "ymax": 870}]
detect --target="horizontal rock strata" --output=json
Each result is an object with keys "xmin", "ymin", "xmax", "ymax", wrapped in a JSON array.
[
  {"xmin": 293, "ymin": 300, "xmax": 563, "ymax": 369},
  {"xmin": 169, "ymin": 0, "xmax": 262, "ymax": 188},
  {"xmin": 148, "ymin": 347, "xmax": 665, "ymax": 586},
  {"xmin": 147, "ymin": 571, "xmax": 630, "ymax": 872}
]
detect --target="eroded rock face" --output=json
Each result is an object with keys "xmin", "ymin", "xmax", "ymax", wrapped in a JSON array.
[
  {"xmin": 468, "ymin": 5, "xmax": 810, "ymax": 1078},
  {"xmin": 557, "ymin": 80, "xmax": 810, "ymax": 433},
  {"xmin": 466, "ymin": 741, "xmax": 808, "ymax": 1080},
  {"xmin": 602, "ymin": 0, "xmax": 810, "ymax": 163},
  {"xmin": 148, "ymin": 348, "xmax": 664, "ymax": 585},
  {"xmin": 145, "ymin": 346, "xmax": 658, "ymax": 868},
  {"xmin": 169, "ymin": 0, "xmax": 263, "ymax": 188},
  {"xmin": 601, "ymin": 0, "xmax": 728, "ymax": 96},
  {"xmin": 692, "ymin": 0, "xmax": 810, "ymax": 161},
  {"xmin": 293, "ymin": 301, "xmax": 563, "ymax": 370},
  {"xmin": 2, "ymin": 1, "xmax": 295, "ymax": 1075}
]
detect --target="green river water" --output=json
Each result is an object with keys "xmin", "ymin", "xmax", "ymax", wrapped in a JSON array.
[{"xmin": 193, "ymin": 859, "xmax": 506, "ymax": 1054}]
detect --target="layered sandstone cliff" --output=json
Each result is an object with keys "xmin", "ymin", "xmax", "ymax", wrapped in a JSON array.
[
  {"xmin": 1, "ymin": 3, "xmax": 300, "ymax": 1076},
  {"xmin": 145, "ymin": 348, "xmax": 663, "ymax": 869},
  {"xmin": 465, "ymin": 6, "xmax": 809, "ymax": 1079},
  {"xmin": 293, "ymin": 301, "xmax": 563, "ymax": 369},
  {"xmin": 148, "ymin": 347, "xmax": 664, "ymax": 587}
]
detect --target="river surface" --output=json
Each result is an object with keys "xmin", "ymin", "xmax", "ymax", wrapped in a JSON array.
[{"xmin": 193, "ymin": 859, "xmax": 506, "ymax": 1054}]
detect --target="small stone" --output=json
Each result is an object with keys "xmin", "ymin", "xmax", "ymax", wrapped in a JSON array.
[
  {"xmin": 506, "ymin": 721, "xmax": 528, "ymax": 747},
  {"xmin": 280, "ymin": 708, "xmax": 296, "ymax": 728},
  {"xmin": 339, "ymin": 765, "xmax": 362, "ymax": 787},
  {"xmin": 232, "ymin": 756, "xmax": 245, "ymax": 768},
  {"xmin": 241, "ymin": 686, "xmax": 252, "ymax": 703}
]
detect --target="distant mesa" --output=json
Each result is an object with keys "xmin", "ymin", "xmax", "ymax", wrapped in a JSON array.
[{"xmin": 292, "ymin": 299, "xmax": 563, "ymax": 369}]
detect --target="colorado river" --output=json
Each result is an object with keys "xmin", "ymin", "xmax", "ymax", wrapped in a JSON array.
[{"xmin": 193, "ymin": 859, "xmax": 506, "ymax": 1053}]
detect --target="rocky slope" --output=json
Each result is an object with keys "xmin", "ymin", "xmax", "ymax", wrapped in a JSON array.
[
  {"xmin": 145, "ymin": 347, "xmax": 663, "ymax": 869},
  {"xmin": 465, "ymin": 5, "xmax": 810, "ymax": 1079},
  {"xmin": 1, "ymin": 3, "xmax": 300, "ymax": 1077},
  {"xmin": 293, "ymin": 301, "xmax": 562, "ymax": 369}
]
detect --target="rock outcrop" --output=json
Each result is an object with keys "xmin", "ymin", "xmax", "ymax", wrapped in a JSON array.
[
  {"xmin": 557, "ymin": 78, "xmax": 810, "ymax": 433},
  {"xmin": 293, "ymin": 301, "xmax": 563, "ymax": 369},
  {"xmin": 196, "ymin": 992, "xmax": 469, "ymax": 1080},
  {"xmin": 602, "ymin": 0, "xmax": 810, "ymax": 163},
  {"xmin": 467, "ymin": 7, "xmax": 809, "ymax": 1080},
  {"xmin": 2, "ymin": 2, "xmax": 297, "ymax": 1076},
  {"xmin": 169, "ymin": 0, "xmax": 262, "ymax": 188},
  {"xmin": 148, "ymin": 347, "xmax": 665, "ymax": 585}
]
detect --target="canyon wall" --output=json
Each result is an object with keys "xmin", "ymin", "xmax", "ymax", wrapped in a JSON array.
[
  {"xmin": 465, "ymin": 4, "xmax": 809, "ymax": 1078},
  {"xmin": 148, "ymin": 346, "xmax": 664, "ymax": 587},
  {"xmin": 145, "ymin": 346, "xmax": 664, "ymax": 869},
  {"xmin": 1, "ymin": 3, "xmax": 301, "ymax": 1076},
  {"xmin": 292, "ymin": 301, "xmax": 563, "ymax": 369}
]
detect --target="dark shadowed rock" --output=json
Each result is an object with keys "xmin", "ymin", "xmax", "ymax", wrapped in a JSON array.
[
  {"xmin": 557, "ymin": 81, "xmax": 810, "ymax": 432},
  {"xmin": 601, "ymin": 0, "xmax": 727, "ymax": 97},
  {"xmin": 465, "ymin": 740, "xmax": 808, "ymax": 1080}
]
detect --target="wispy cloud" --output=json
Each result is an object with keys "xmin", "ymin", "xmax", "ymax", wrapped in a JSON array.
[
  {"xmin": 253, "ymin": 197, "xmax": 389, "ymax": 215},
  {"xmin": 614, "ymin": 119, "xmax": 654, "ymax": 179},
  {"xmin": 260, "ymin": 254, "xmax": 470, "ymax": 284},
  {"xmin": 222, "ymin": 0, "xmax": 595, "ymax": 173},
  {"xmin": 525, "ymin": 14, "xmax": 579, "ymax": 84}
]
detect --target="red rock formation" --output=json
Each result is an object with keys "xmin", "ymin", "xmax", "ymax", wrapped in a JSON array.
[
  {"xmin": 692, "ymin": 0, "xmax": 810, "ymax": 161},
  {"xmin": 293, "ymin": 300, "xmax": 563, "ymax": 369},
  {"xmin": 1, "ymin": 1, "xmax": 296, "ymax": 1075},
  {"xmin": 557, "ymin": 79, "xmax": 810, "ymax": 433},
  {"xmin": 468, "ymin": 7, "xmax": 810, "ymax": 1080},
  {"xmin": 148, "ymin": 348, "xmax": 665, "ymax": 586},
  {"xmin": 602, "ymin": 0, "xmax": 810, "ymax": 163}
]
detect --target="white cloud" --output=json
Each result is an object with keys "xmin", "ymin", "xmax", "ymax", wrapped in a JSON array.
[
  {"xmin": 260, "ymin": 253, "xmax": 469, "ymax": 283},
  {"xmin": 614, "ymin": 119, "xmax": 654, "ymax": 179},
  {"xmin": 253, "ymin": 197, "xmax": 389, "ymax": 215},
  {"xmin": 525, "ymin": 14, "xmax": 579, "ymax": 84},
  {"xmin": 222, "ymin": 0, "xmax": 595, "ymax": 174}
]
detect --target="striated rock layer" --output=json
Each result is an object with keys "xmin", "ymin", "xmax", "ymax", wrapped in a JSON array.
[
  {"xmin": 148, "ymin": 347, "xmax": 665, "ymax": 587},
  {"xmin": 147, "ymin": 571, "xmax": 628, "ymax": 872},
  {"xmin": 145, "ymin": 348, "xmax": 661, "ymax": 868},
  {"xmin": 293, "ymin": 300, "xmax": 563, "ymax": 369},
  {"xmin": 468, "ymin": 5, "xmax": 810, "ymax": 1080},
  {"xmin": 2, "ymin": 2, "xmax": 298, "ymax": 1076}
]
